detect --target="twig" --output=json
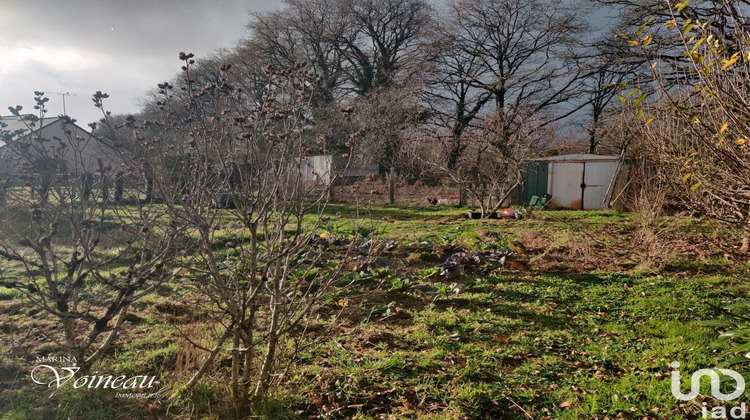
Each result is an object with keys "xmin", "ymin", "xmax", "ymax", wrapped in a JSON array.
[
  {"xmin": 704, "ymin": 301, "xmax": 750, "ymax": 323},
  {"xmin": 506, "ymin": 396, "xmax": 534, "ymax": 419}
]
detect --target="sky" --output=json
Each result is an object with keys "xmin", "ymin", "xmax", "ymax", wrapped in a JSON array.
[{"xmin": 0, "ymin": 0, "xmax": 278, "ymax": 127}]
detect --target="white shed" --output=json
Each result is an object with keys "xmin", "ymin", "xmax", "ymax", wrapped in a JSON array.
[
  {"xmin": 299, "ymin": 155, "xmax": 379, "ymax": 185},
  {"xmin": 527, "ymin": 154, "xmax": 623, "ymax": 210}
]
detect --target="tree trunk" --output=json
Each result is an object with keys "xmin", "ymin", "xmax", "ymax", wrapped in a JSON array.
[
  {"xmin": 82, "ymin": 304, "xmax": 130, "ymax": 370},
  {"xmin": 144, "ymin": 176, "xmax": 153, "ymax": 203},
  {"xmin": 114, "ymin": 174, "xmax": 124, "ymax": 204},
  {"xmin": 327, "ymin": 184, "xmax": 335, "ymax": 201},
  {"xmin": 241, "ymin": 309, "xmax": 255, "ymax": 388},
  {"xmin": 82, "ymin": 173, "xmax": 92, "ymax": 200},
  {"xmin": 231, "ymin": 329, "xmax": 242, "ymax": 407},
  {"xmin": 173, "ymin": 325, "xmax": 233, "ymax": 402},
  {"xmin": 255, "ymin": 279, "xmax": 281, "ymax": 396},
  {"xmin": 447, "ymin": 132, "xmax": 464, "ymax": 170},
  {"xmin": 589, "ymin": 116, "xmax": 599, "ymax": 153},
  {"xmin": 459, "ymin": 187, "xmax": 467, "ymax": 207},
  {"xmin": 486, "ymin": 182, "xmax": 521, "ymax": 218},
  {"xmin": 457, "ymin": 170, "xmax": 467, "ymax": 207},
  {"xmin": 101, "ymin": 177, "xmax": 110, "ymax": 203},
  {"xmin": 387, "ymin": 171, "xmax": 395, "ymax": 205}
]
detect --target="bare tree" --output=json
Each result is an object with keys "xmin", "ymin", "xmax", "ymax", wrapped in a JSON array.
[
  {"xmin": 248, "ymin": 0, "xmax": 432, "ymax": 99},
  {"xmin": 134, "ymin": 53, "xmax": 355, "ymax": 408},
  {"xmin": 422, "ymin": 23, "xmax": 493, "ymax": 171},
  {"xmin": 0, "ymin": 93, "xmax": 185, "ymax": 370},
  {"xmin": 579, "ymin": 52, "xmax": 632, "ymax": 153},
  {"xmin": 596, "ymin": 102, "xmax": 641, "ymax": 155},
  {"xmin": 419, "ymin": 0, "xmax": 586, "ymax": 204},
  {"xmin": 336, "ymin": 0, "xmax": 433, "ymax": 95},
  {"xmin": 425, "ymin": 110, "xmax": 553, "ymax": 218},
  {"xmin": 351, "ymin": 85, "xmax": 424, "ymax": 204},
  {"xmin": 248, "ymin": 0, "xmax": 348, "ymax": 106}
]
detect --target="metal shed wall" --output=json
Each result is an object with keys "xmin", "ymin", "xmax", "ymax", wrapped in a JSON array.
[
  {"xmin": 537, "ymin": 154, "xmax": 621, "ymax": 210},
  {"xmin": 519, "ymin": 161, "xmax": 549, "ymax": 204}
]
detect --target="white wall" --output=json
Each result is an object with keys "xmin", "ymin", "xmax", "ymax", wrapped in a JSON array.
[
  {"xmin": 299, "ymin": 155, "xmax": 379, "ymax": 184},
  {"xmin": 2, "ymin": 119, "xmax": 119, "ymax": 175},
  {"xmin": 299, "ymin": 155, "xmax": 334, "ymax": 183}
]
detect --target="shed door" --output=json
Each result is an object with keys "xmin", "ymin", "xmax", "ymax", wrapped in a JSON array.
[
  {"xmin": 582, "ymin": 161, "xmax": 616, "ymax": 210},
  {"xmin": 549, "ymin": 162, "xmax": 584, "ymax": 209},
  {"xmin": 520, "ymin": 162, "xmax": 548, "ymax": 204}
]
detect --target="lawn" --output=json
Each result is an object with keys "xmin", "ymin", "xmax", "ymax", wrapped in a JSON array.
[{"xmin": 0, "ymin": 205, "xmax": 748, "ymax": 419}]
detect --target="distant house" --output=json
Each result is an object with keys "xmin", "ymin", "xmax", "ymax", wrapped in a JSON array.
[
  {"xmin": 0, "ymin": 115, "xmax": 118, "ymax": 176},
  {"xmin": 298, "ymin": 155, "xmax": 379, "ymax": 185},
  {"xmin": 520, "ymin": 154, "xmax": 625, "ymax": 210}
]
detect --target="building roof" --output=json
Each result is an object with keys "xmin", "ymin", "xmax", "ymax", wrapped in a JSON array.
[
  {"xmin": 0, "ymin": 115, "xmax": 65, "ymax": 148},
  {"xmin": 0, "ymin": 115, "xmax": 98, "ymax": 149},
  {"xmin": 534, "ymin": 153, "xmax": 622, "ymax": 162}
]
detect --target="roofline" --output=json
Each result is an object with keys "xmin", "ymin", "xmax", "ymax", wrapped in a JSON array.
[
  {"xmin": 0, "ymin": 115, "xmax": 113, "ymax": 150},
  {"xmin": 533, "ymin": 154, "xmax": 624, "ymax": 162}
]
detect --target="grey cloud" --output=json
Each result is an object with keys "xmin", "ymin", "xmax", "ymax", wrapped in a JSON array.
[{"xmin": 0, "ymin": 0, "xmax": 279, "ymax": 125}]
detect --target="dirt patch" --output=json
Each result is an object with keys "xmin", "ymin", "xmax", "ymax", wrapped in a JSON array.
[
  {"xmin": 0, "ymin": 300, "xmax": 23, "ymax": 316},
  {"xmin": 331, "ymin": 181, "xmax": 457, "ymax": 206},
  {"xmin": 358, "ymin": 331, "xmax": 400, "ymax": 349}
]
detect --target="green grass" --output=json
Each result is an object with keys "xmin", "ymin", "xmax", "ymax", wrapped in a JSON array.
[
  {"xmin": 286, "ymin": 272, "xmax": 746, "ymax": 418},
  {"xmin": 0, "ymin": 204, "xmax": 747, "ymax": 419},
  {"xmin": 0, "ymin": 287, "xmax": 21, "ymax": 301}
]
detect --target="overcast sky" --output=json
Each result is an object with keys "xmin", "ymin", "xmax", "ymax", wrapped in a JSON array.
[{"xmin": 0, "ymin": 0, "xmax": 278, "ymax": 126}]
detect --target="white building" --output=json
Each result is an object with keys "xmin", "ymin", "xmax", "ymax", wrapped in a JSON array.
[
  {"xmin": 0, "ymin": 115, "xmax": 118, "ymax": 175},
  {"xmin": 298, "ymin": 155, "xmax": 379, "ymax": 185}
]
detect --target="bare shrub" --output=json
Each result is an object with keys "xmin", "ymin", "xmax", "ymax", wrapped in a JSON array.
[
  {"xmin": 627, "ymin": 2, "xmax": 750, "ymax": 255},
  {"xmin": 0, "ymin": 94, "xmax": 184, "ymax": 370},
  {"xmin": 628, "ymin": 161, "xmax": 675, "ymax": 268},
  {"xmin": 123, "ymin": 55, "xmax": 357, "ymax": 407}
]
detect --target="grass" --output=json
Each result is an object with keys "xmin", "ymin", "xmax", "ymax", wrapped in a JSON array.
[
  {"xmin": 0, "ymin": 204, "xmax": 748, "ymax": 419},
  {"xmin": 285, "ymin": 272, "xmax": 744, "ymax": 418},
  {"xmin": 0, "ymin": 287, "xmax": 21, "ymax": 301}
]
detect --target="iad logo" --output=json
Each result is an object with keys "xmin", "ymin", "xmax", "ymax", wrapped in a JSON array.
[{"xmin": 671, "ymin": 361, "xmax": 745, "ymax": 401}]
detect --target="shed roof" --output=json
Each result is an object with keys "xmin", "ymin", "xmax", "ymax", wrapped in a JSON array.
[{"xmin": 534, "ymin": 153, "xmax": 621, "ymax": 162}]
